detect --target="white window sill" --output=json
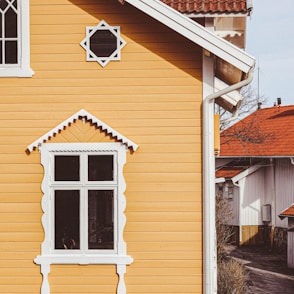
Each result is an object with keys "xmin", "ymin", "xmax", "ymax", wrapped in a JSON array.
[
  {"xmin": 34, "ymin": 254, "xmax": 133, "ymax": 265},
  {"xmin": 0, "ymin": 67, "xmax": 34, "ymax": 77}
]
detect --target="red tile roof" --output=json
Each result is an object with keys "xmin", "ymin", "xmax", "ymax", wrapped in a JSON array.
[
  {"xmin": 279, "ymin": 204, "xmax": 294, "ymax": 218},
  {"xmin": 216, "ymin": 166, "xmax": 245, "ymax": 178},
  {"xmin": 160, "ymin": 0, "xmax": 248, "ymax": 14},
  {"xmin": 220, "ymin": 105, "xmax": 294, "ymax": 157}
]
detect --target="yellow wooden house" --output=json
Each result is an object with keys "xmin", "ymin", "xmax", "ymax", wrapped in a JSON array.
[{"xmin": 0, "ymin": 0, "xmax": 255, "ymax": 293}]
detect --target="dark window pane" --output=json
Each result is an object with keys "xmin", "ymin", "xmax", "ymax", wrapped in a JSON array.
[
  {"xmin": 0, "ymin": 41, "xmax": 2, "ymax": 64},
  {"xmin": 88, "ymin": 190, "xmax": 114, "ymax": 249},
  {"xmin": 0, "ymin": 13, "xmax": 2, "ymax": 38},
  {"xmin": 0, "ymin": 0, "xmax": 8, "ymax": 11},
  {"xmin": 55, "ymin": 155, "xmax": 80, "ymax": 181},
  {"xmin": 12, "ymin": 0, "xmax": 17, "ymax": 9},
  {"xmin": 90, "ymin": 30, "xmax": 117, "ymax": 57},
  {"xmin": 55, "ymin": 190, "xmax": 80, "ymax": 250},
  {"xmin": 5, "ymin": 7, "xmax": 17, "ymax": 38},
  {"xmin": 5, "ymin": 41, "xmax": 17, "ymax": 64},
  {"xmin": 88, "ymin": 155, "xmax": 113, "ymax": 181}
]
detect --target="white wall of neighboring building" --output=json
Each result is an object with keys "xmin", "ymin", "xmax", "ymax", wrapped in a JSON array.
[
  {"xmin": 275, "ymin": 158, "xmax": 294, "ymax": 228},
  {"xmin": 216, "ymin": 158, "xmax": 294, "ymax": 229},
  {"xmin": 239, "ymin": 168, "xmax": 266, "ymax": 226}
]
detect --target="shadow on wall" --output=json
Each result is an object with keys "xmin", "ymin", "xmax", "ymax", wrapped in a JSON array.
[{"xmin": 68, "ymin": 0, "xmax": 202, "ymax": 79}]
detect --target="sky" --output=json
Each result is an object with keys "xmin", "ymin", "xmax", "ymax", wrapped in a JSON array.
[{"xmin": 246, "ymin": 0, "xmax": 294, "ymax": 107}]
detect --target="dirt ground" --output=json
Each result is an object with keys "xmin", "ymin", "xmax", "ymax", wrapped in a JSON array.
[{"xmin": 226, "ymin": 245, "xmax": 294, "ymax": 294}]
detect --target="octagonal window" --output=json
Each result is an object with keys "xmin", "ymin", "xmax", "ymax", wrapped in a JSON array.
[
  {"xmin": 80, "ymin": 20, "xmax": 126, "ymax": 67},
  {"xmin": 90, "ymin": 30, "xmax": 117, "ymax": 58}
]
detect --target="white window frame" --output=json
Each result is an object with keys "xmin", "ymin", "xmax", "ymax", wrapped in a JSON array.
[
  {"xmin": 34, "ymin": 142, "xmax": 133, "ymax": 294},
  {"xmin": 0, "ymin": 0, "xmax": 34, "ymax": 77},
  {"xmin": 80, "ymin": 20, "xmax": 126, "ymax": 68}
]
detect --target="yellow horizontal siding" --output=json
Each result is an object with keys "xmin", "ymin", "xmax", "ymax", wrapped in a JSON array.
[{"xmin": 0, "ymin": 0, "xmax": 203, "ymax": 293}]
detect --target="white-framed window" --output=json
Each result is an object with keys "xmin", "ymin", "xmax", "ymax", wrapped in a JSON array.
[
  {"xmin": 80, "ymin": 20, "xmax": 126, "ymax": 68},
  {"xmin": 52, "ymin": 152, "xmax": 118, "ymax": 253},
  {"xmin": 0, "ymin": 0, "xmax": 33, "ymax": 77},
  {"xmin": 34, "ymin": 142, "xmax": 133, "ymax": 294}
]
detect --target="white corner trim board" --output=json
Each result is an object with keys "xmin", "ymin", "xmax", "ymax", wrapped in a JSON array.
[{"xmin": 26, "ymin": 109, "xmax": 139, "ymax": 152}]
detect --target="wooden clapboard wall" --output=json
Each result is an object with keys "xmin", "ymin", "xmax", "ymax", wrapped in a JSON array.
[{"xmin": 0, "ymin": 0, "xmax": 203, "ymax": 293}]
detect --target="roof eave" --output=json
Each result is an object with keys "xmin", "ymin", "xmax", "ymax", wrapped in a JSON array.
[
  {"xmin": 184, "ymin": 12, "xmax": 248, "ymax": 18},
  {"xmin": 121, "ymin": 0, "xmax": 255, "ymax": 74},
  {"xmin": 231, "ymin": 164, "xmax": 263, "ymax": 182}
]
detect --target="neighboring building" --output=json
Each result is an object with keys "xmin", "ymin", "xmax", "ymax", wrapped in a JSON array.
[
  {"xmin": 216, "ymin": 104, "xmax": 294, "ymax": 253},
  {"xmin": 0, "ymin": 0, "xmax": 254, "ymax": 293},
  {"xmin": 279, "ymin": 205, "xmax": 294, "ymax": 268}
]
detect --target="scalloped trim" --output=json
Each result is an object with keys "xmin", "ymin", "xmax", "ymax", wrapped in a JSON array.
[{"xmin": 27, "ymin": 109, "xmax": 138, "ymax": 153}]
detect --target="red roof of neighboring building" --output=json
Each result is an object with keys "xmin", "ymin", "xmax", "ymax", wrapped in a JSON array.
[
  {"xmin": 160, "ymin": 0, "xmax": 249, "ymax": 14},
  {"xmin": 279, "ymin": 204, "xmax": 294, "ymax": 218},
  {"xmin": 216, "ymin": 166, "xmax": 246, "ymax": 178},
  {"xmin": 220, "ymin": 105, "xmax": 294, "ymax": 157}
]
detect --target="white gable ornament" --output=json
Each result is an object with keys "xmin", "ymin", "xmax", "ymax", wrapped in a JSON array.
[{"xmin": 27, "ymin": 109, "xmax": 138, "ymax": 153}]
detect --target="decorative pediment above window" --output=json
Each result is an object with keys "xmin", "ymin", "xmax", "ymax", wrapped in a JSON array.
[{"xmin": 27, "ymin": 109, "xmax": 138, "ymax": 153}]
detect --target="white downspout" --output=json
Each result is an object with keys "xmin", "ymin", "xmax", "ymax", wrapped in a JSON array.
[{"xmin": 203, "ymin": 66, "xmax": 254, "ymax": 294}]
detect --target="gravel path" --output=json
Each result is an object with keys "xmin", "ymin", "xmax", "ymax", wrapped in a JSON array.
[{"xmin": 226, "ymin": 246, "xmax": 294, "ymax": 294}]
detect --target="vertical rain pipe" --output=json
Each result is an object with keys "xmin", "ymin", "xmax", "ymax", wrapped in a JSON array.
[{"xmin": 202, "ymin": 67, "xmax": 254, "ymax": 294}]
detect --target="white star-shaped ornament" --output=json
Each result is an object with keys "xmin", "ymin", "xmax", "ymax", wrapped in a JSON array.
[{"xmin": 80, "ymin": 20, "xmax": 126, "ymax": 67}]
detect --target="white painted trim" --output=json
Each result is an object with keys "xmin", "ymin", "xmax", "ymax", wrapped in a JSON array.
[
  {"xmin": 80, "ymin": 20, "xmax": 126, "ymax": 67},
  {"xmin": 35, "ymin": 254, "xmax": 133, "ymax": 265},
  {"xmin": 202, "ymin": 44, "xmax": 218, "ymax": 294},
  {"xmin": 216, "ymin": 30, "xmax": 243, "ymax": 38},
  {"xmin": 185, "ymin": 13, "xmax": 248, "ymax": 18},
  {"xmin": 215, "ymin": 177, "xmax": 226, "ymax": 184},
  {"xmin": 0, "ymin": 0, "xmax": 34, "ymax": 77},
  {"xmin": 232, "ymin": 164, "xmax": 263, "ymax": 184},
  {"xmin": 34, "ymin": 142, "xmax": 133, "ymax": 294},
  {"xmin": 26, "ymin": 109, "xmax": 138, "ymax": 152},
  {"xmin": 123, "ymin": 0, "xmax": 255, "ymax": 73}
]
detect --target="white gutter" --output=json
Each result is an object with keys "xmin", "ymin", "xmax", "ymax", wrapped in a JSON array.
[
  {"xmin": 220, "ymin": 109, "xmax": 239, "ymax": 124},
  {"xmin": 203, "ymin": 66, "xmax": 254, "ymax": 294}
]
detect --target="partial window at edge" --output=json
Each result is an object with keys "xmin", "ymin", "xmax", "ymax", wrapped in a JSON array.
[
  {"xmin": 0, "ymin": 0, "xmax": 34, "ymax": 77},
  {"xmin": 0, "ymin": 0, "xmax": 18, "ymax": 65}
]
